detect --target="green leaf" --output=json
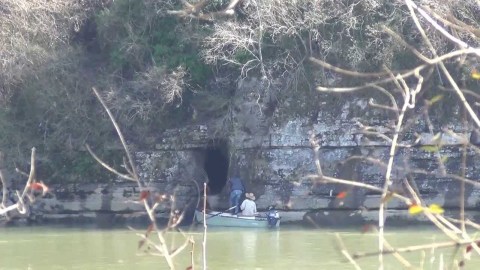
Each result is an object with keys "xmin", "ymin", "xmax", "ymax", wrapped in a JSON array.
[
  {"xmin": 431, "ymin": 132, "xmax": 442, "ymax": 144},
  {"xmin": 440, "ymin": 156, "xmax": 449, "ymax": 163},
  {"xmin": 429, "ymin": 94, "xmax": 444, "ymax": 105},
  {"xmin": 421, "ymin": 145, "xmax": 439, "ymax": 152}
]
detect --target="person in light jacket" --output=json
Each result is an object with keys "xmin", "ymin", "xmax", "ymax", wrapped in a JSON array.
[{"xmin": 240, "ymin": 192, "xmax": 257, "ymax": 216}]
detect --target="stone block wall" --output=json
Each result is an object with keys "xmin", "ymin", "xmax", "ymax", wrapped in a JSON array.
[{"xmin": 11, "ymin": 77, "xmax": 479, "ymax": 227}]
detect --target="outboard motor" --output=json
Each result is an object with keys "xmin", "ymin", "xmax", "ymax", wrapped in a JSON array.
[{"xmin": 266, "ymin": 206, "xmax": 280, "ymax": 228}]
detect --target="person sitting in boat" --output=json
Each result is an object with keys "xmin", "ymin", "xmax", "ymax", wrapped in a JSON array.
[
  {"xmin": 227, "ymin": 174, "xmax": 245, "ymax": 214},
  {"xmin": 240, "ymin": 192, "xmax": 257, "ymax": 216}
]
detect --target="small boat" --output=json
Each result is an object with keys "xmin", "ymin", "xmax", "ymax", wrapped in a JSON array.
[{"xmin": 194, "ymin": 209, "xmax": 280, "ymax": 228}]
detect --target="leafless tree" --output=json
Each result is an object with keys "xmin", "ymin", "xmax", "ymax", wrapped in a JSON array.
[
  {"xmin": 0, "ymin": 148, "xmax": 49, "ymax": 220},
  {"xmin": 308, "ymin": 0, "xmax": 480, "ymax": 269},
  {"xmin": 87, "ymin": 87, "xmax": 195, "ymax": 270},
  {"xmin": 102, "ymin": 0, "xmax": 480, "ymax": 268}
]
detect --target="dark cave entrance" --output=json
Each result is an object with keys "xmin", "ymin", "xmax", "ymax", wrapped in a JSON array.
[{"xmin": 203, "ymin": 139, "xmax": 230, "ymax": 195}]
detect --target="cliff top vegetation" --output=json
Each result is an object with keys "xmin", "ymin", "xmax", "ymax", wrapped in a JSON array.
[{"xmin": 0, "ymin": 0, "xmax": 478, "ymax": 183}]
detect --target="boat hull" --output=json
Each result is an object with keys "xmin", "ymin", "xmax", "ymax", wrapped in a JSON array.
[{"xmin": 194, "ymin": 210, "xmax": 280, "ymax": 228}]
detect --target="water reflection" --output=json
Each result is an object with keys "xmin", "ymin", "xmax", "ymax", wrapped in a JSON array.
[
  {"xmin": 240, "ymin": 230, "xmax": 257, "ymax": 260},
  {"xmin": 1, "ymin": 226, "xmax": 480, "ymax": 269}
]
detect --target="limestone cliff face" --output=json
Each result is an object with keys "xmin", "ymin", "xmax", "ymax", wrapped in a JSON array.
[{"xmin": 23, "ymin": 77, "xmax": 480, "ymax": 226}]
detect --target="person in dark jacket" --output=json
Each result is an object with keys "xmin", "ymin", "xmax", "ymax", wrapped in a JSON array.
[{"xmin": 227, "ymin": 174, "xmax": 245, "ymax": 214}]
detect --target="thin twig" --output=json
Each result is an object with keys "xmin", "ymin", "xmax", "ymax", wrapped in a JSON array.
[
  {"xmin": 460, "ymin": 108, "xmax": 467, "ymax": 234},
  {"xmin": 190, "ymin": 237, "xmax": 195, "ymax": 270},
  {"xmin": 310, "ymin": 134, "xmax": 323, "ymax": 177},
  {"xmin": 92, "ymin": 87, "xmax": 141, "ymax": 184},
  {"xmin": 378, "ymin": 80, "xmax": 411, "ymax": 269},
  {"xmin": 335, "ymin": 233, "xmax": 362, "ymax": 270},
  {"xmin": 85, "ymin": 144, "xmax": 135, "ymax": 181},
  {"xmin": 353, "ymin": 239, "xmax": 479, "ymax": 260},
  {"xmin": 0, "ymin": 148, "xmax": 39, "ymax": 216},
  {"xmin": 91, "ymin": 87, "xmax": 177, "ymax": 269},
  {"xmin": 309, "ymin": 57, "xmax": 390, "ymax": 78},
  {"xmin": 383, "ymin": 237, "xmax": 414, "ymax": 269},
  {"xmin": 0, "ymin": 170, "xmax": 7, "ymax": 208},
  {"xmin": 405, "ymin": 0, "xmax": 476, "ymax": 51},
  {"xmin": 202, "ymin": 182, "xmax": 207, "ymax": 270},
  {"xmin": 404, "ymin": 1, "xmax": 480, "ymax": 129},
  {"xmin": 422, "ymin": 109, "xmax": 447, "ymax": 176},
  {"xmin": 308, "ymin": 175, "xmax": 412, "ymax": 204},
  {"xmin": 315, "ymin": 49, "xmax": 479, "ymax": 93}
]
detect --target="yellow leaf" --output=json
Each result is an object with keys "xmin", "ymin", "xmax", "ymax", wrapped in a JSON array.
[
  {"xmin": 429, "ymin": 95, "xmax": 444, "ymax": 105},
  {"xmin": 427, "ymin": 204, "xmax": 444, "ymax": 214},
  {"xmin": 408, "ymin": 204, "xmax": 423, "ymax": 215},
  {"xmin": 440, "ymin": 156, "xmax": 449, "ymax": 163},
  {"xmin": 472, "ymin": 69, "xmax": 480, "ymax": 80}
]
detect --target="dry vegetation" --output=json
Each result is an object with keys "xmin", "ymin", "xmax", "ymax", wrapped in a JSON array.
[
  {"xmin": 163, "ymin": 0, "xmax": 480, "ymax": 269},
  {"xmin": 306, "ymin": 0, "xmax": 480, "ymax": 269},
  {"xmin": 0, "ymin": 148, "xmax": 50, "ymax": 220},
  {"xmin": 0, "ymin": 0, "xmax": 91, "ymax": 104},
  {"xmin": 1, "ymin": 0, "xmax": 480, "ymax": 269},
  {"xmin": 87, "ymin": 87, "xmax": 197, "ymax": 270}
]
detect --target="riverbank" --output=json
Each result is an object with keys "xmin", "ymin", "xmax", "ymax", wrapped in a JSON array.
[{"xmin": 3, "ymin": 208, "xmax": 480, "ymax": 230}]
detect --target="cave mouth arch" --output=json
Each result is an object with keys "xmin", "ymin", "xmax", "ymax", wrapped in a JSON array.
[{"xmin": 203, "ymin": 139, "xmax": 230, "ymax": 195}]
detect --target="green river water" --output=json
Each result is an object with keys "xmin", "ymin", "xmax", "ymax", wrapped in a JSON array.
[{"xmin": 0, "ymin": 225, "xmax": 478, "ymax": 270}]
